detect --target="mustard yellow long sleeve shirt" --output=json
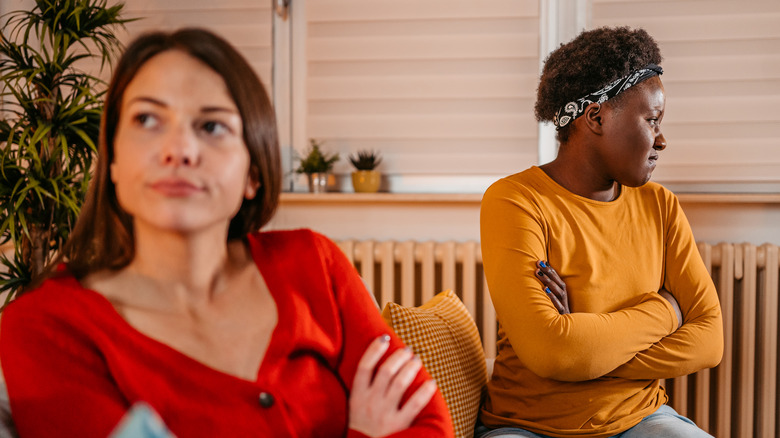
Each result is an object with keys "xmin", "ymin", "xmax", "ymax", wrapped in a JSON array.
[{"xmin": 479, "ymin": 167, "xmax": 723, "ymax": 438}]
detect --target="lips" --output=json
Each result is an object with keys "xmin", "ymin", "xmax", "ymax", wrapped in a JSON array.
[{"xmin": 149, "ymin": 178, "xmax": 203, "ymax": 196}]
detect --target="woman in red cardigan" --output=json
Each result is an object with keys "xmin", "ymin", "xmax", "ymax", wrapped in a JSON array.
[{"xmin": 0, "ymin": 29, "xmax": 453, "ymax": 437}]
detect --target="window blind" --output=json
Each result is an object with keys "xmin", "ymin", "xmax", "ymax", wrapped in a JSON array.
[
  {"xmin": 303, "ymin": 0, "xmax": 540, "ymax": 193},
  {"xmin": 593, "ymin": 0, "xmax": 780, "ymax": 192},
  {"xmin": 119, "ymin": 0, "xmax": 273, "ymax": 91}
]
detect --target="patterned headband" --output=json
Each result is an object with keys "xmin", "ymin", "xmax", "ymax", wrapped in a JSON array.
[{"xmin": 553, "ymin": 64, "xmax": 663, "ymax": 130}]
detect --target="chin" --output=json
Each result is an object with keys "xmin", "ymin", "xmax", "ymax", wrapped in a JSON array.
[{"xmin": 622, "ymin": 174, "xmax": 653, "ymax": 188}]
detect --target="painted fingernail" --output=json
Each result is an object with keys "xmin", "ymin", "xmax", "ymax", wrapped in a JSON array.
[
  {"xmin": 540, "ymin": 261, "xmax": 548, "ymax": 268},
  {"xmin": 545, "ymin": 287, "xmax": 552, "ymax": 294},
  {"xmin": 379, "ymin": 334, "xmax": 390, "ymax": 343},
  {"xmin": 537, "ymin": 270, "xmax": 545, "ymax": 277}
]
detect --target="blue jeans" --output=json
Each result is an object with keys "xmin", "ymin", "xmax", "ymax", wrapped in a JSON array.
[{"xmin": 474, "ymin": 405, "xmax": 713, "ymax": 438}]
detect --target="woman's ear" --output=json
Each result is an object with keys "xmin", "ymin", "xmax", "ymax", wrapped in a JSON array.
[
  {"xmin": 583, "ymin": 103, "xmax": 604, "ymax": 135},
  {"xmin": 245, "ymin": 166, "xmax": 261, "ymax": 200}
]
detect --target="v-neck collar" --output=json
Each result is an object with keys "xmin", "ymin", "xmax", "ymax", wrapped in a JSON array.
[{"xmin": 70, "ymin": 233, "xmax": 286, "ymax": 387}]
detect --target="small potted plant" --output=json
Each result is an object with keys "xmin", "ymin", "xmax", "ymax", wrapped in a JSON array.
[
  {"xmin": 349, "ymin": 150, "xmax": 382, "ymax": 193},
  {"xmin": 296, "ymin": 139, "xmax": 339, "ymax": 193}
]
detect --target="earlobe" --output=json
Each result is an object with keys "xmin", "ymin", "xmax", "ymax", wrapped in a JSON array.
[
  {"xmin": 583, "ymin": 103, "xmax": 604, "ymax": 135},
  {"xmin": 245, "ymin": 169, "xmax": 261, "ymax": 200},
  {"xmin": 245, "ymin": 181, "xmax": 260, "ymax": 200}
]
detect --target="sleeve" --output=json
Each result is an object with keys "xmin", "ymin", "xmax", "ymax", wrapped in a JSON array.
[
  {"xmin": 480, "ymin": 180, "xmax": 679, "ymax": 382},
  {"xmin": 0, "ymin": 300, "xmax": 129, "ymax": 437},
  {"xmin": 312, "ymin": 233, "xmax": 454, "ymax": 438},
  {"xmin": 606, "ymin": 195, "xmax": 724, "ymax": 380}
]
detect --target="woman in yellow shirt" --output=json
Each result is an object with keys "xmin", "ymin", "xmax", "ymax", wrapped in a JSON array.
[{"xmin": 478, "ymin": 27, "xmax": 723, "ymax": 438}]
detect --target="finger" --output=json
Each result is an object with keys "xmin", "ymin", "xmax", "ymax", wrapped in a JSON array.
[
  {"xmin": 384, "ymin": 354, "xmax": 423, "ymax": 403},
  {"xmin": 537, "ymin": 261, "xmax": 570, "ymax": 311},
  {"xmin": 371, "ymin": 348, "xmax": 414, "ymax": 398},
  {"xmin": 353, "ymin": 334, "xmax": 391, "ymax": 391},
  {"xmin": 535, "ymin": 268, "xmax": 556, "ymax": 288},
  {"xmin": 396, "ymin": 380, "xmax": 438, "ymax": 426},
  {"xmin": 537, "ymin": 271, "xmax": 562, "ymax": 302},
  {"xmin": 537, "ymin": 261, "xmax": 566, "ymax": 290},
  {"xmin": 545, "ymin": 286, "xmax": 566, "ymax": 314},
  {"xmin": 546, "ymin": 282, "xmax": 568, "ymax": 309},
  {"xmin": 547, "ymin": 284, "xmax": 571, "ymax": 314}
]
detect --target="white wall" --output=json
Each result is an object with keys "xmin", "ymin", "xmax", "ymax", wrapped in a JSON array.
[
  {"xmin": 269, "ymin": 196, "xmax": 482, "ymax": 241},
  {"xmin": 0, "ymin": 0, "xmax": 32, "ymax": 15},
  {"xmin": 681, "ymin": 202, "xmax": 780, "ymax": 246}
]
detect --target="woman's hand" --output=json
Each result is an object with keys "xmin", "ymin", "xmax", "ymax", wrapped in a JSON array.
[
  {"xmin": 349, "ymin": 335, "xmax": 438, "ymax": 437},
  {"xmin": 658, "ymin": 288, "xmax": 683, "ymax": 330},
  {"xmin": 535, "ymin": 260, "xmax": 571, "ymax": 314}
]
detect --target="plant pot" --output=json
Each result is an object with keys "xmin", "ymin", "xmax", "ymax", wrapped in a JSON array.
[
  {"xmin": 306, "ymin": 172, "xmax": 329, "ymax": 193},
  {"xmin": 351, "ymin": 170, "xmax": 381, "ymax": 193}
]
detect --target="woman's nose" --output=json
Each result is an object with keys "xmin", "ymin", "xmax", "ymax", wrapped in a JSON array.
[
  {"xmin": 161, "ymin": 125, "xmax": 200, "ymax": 166},
  {"xmin": 653, "ymin": 132, "xmax": 667, "ymax": 151}
]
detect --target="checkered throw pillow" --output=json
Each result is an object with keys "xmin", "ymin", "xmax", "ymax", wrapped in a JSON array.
[{"xmin": 381, "ymin": 290, "xmax": 487, "ymax": 438}]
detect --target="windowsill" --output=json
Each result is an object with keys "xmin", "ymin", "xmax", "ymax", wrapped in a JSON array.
[
  {"xmin": 280, "ymin": 192, "xmax": 780, "ymax": 205},
  {"xmin": 675, "ymin": 193, "xmax": 780, "ymax": 203},
  {"xmin": 280, "ymin": 192, "xmax": 483, "ymax": 204}
]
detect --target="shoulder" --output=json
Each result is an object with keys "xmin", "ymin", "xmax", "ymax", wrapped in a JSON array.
[
  {"xmin": 623, "ymin": 182, "xmax": 688, "ymax": 231},
  {"xmin": 1, "ymin": 272, "xmax": 104, "ymax": 344},
  {"xmin": 246, "ymin": 229, "xmax": 349, "ymax": 282},
  {"xmin": 485, "ymin": 168, "xmax": 541, "ymax": 193},
  {"xmin": 246, "ymin": 230, "xmax": 357, "ymax": 319},
  {"xmin": 483, "ymin": 168, "xmax": 546, "ymax": 203},
  {"xmin": 635, "ymin": 180, "xmax": 676, "ymax": 198},
  {"xmin": 482, "ymin": 168, "xmax": 555, "ymax": 220},
  {"xmin": 4, "ymin": 272, "xmax": 88, "ymax": 316},
  {"xmin": 627, "ymin": 181, "xmax": 680, "ymax": 209},
  {"xmin": 248, "ymin": 228, "xmax": 337, "ymax": 258}
]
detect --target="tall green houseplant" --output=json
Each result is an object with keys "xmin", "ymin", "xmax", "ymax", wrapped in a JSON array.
[{"xmin": 0, "ymin": 0, "xmax": 130, "ymax": 299}]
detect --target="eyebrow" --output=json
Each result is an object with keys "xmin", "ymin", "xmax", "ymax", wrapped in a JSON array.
[
  {"xmin": 125, "ymin": 96, "xmax": 238, "ymax": 114},
  {"xmin": 202, "ymin": 106, "xmax": 239, "ymax": 115},
  {"xmin": 126, "ymin": 96, "xmax": 166, "ymax": 107}
]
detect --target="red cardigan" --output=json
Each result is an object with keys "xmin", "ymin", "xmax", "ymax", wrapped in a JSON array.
[{"xmin": 0, "ymin": 229, "xmax": 453, "ymax": 437}]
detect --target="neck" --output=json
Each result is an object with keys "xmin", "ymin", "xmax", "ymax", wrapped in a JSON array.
[
  {"xmin": 540, "ymin": 141, "xmax": 618, "ymax": 202},
  {"xmin": 127, "ymin": 224, "xmax": 243, "ymax": 303}
]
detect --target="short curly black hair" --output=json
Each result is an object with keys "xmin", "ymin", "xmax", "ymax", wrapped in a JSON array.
[{"xmin": 535, "ymin": 26, "xmax": 662, "ymax": 143}]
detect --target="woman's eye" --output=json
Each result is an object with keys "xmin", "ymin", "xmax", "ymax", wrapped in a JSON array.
[
  {"xmin": 201, "ymin": 121, "xmax": 229, "ymax": 136},
  {"xmin": 133, "ymin": 113, "xmax": 158, "ymax": 129}
]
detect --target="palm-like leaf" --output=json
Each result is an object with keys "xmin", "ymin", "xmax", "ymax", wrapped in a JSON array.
[{"xmin": 0, "ymin": 0, "xmax": 131, "ymax": 299}]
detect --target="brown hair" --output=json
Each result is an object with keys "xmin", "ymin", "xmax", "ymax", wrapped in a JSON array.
[{"xmin": 58, "ymin": 28, "xmax": 281, "ymax": 280}]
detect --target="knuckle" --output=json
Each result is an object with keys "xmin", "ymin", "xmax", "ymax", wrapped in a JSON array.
[
  {"xmin": 376, "ymin": 364, "xmax": 397, "ymax": 381},
  {"xmin": 357, "ymin": 362, "xmax": 375, "ymax": 373},
  {"xmin": 389, "ymin": 376, "xmax": 410, "ymax": 393}
]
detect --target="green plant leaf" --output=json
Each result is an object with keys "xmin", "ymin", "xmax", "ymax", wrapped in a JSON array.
[
  {"xmin": 68, "ymin": 125, "xmax": 96, "ymax": 151},
  {"xmin": 0, "ymin": 0, "xmax": 131, "ymax": 300},
  {"xmin": 28, "ymin": 121, "xmax": 52, "ymax": 147}
]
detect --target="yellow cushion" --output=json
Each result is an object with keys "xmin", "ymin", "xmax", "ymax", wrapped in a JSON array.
[{"xmin": 382, "ymin": 290, "xmax": 487, "ymax": 438}]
